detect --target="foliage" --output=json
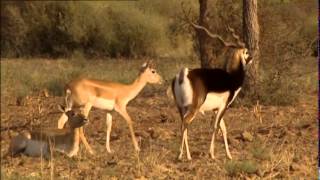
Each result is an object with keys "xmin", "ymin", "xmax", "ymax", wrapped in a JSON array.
[
  {"xmin": 225, "ymin": 160, "xmax": 258, "ymax": 176},
  {"xmin": 1, "ymin": 1, "xmax": 196, "ymax": 59}
]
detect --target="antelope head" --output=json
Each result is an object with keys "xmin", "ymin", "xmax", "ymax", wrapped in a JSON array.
[
  {"xmin": 140, "ymin": 60, "xmax": 163, "ymax": 84},
  {"xmin": 241, "ymin": 48, "xmax": 252, "ymax": 66},
  {"xmin": 58, "ymin": 105, "xmax": 88, "ymax": 129}
]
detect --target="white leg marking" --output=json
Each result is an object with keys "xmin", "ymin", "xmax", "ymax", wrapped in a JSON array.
[
  {"xmin": 210, "ymin": 106, "xmax": 226, "ymax": 159},
  {"xmin": 106, "ymin": 113, "xmax": 112, "ymax": 153},
  {"xmin": 80, "ymin": 103, "xmax": 95, "ymax": 155},
  {"xmin": 220, "ymin": 118, "xmax": 232, "ymax": 159},
  {"xmin": 228, "ymin": 88, "xmax": 241, "ymax": 107},
  {"xmin": 57, "ymin": 114, "xmax": 68, "ymax": 129},
  {"xmin": 184, "ymin": 128, "xmax": 192, "ymax": 160},
  {"xmin": 116, "ymin": 107, "xmax": 140, "ymax": 152},
  {"xmin": 178, "ymin": 128, "xmax": 186, "ymax": 160},
  {"xmin": 209, "ymin": 130, "xmax": 216, "ymax": 159},
  {"xmin": 67, "ymin": 145, "xmax": 79, "ymax": 157}
]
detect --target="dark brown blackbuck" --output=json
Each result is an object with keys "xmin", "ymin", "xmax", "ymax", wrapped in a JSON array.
[
  {"xmin": 57, "ymin": 61, "xmax": 163, "ymax": 154},
  {"xmin": 171, "ymin": 25, "xmax": 253, "ymax": 160},
  {"xmin": 8, "ymin": 106, "xmax": 87, "ymax": 159}
]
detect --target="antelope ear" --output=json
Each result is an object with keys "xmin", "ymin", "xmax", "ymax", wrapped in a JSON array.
[
  {"xmin": 141, "ymin": 62, "xmax": 148, "ymax": 68},
  {"xmin": 58, "ymin": 104, "xmax": 66, "ymax": 113}
]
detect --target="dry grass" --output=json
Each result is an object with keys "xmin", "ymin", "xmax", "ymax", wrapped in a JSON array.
[
  {"xmin": 0, "ymin": 58, "xmax": 317, "ymax": 179},
  {"xmin": 0, "ymin": 58, "xmax": 198, "ymax": 98}
]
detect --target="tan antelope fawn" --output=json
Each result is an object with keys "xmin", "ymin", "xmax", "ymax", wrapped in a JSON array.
[
  {"xmin": 57, "ymin": 61, "xmax": 163, "ymax": 154},
  {"xmin": 8, "ymin": 106, "xmax": 87, "ymax": 159},
  {"xmin": 171, "ymin": 23, "xmax": 253, "ymax": 160}
]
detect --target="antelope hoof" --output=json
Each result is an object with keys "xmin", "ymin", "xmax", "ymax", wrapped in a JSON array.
[
  {"xmin": 106, "ymin": 148, "xmax": 114, "ymax": 154},
  {"xmin": 227, "ymin": 154, "xmax": 233, "ymax": 160},
  {"xmin": 135, "ymin": 147, "xmax": 141, "ymax": 152},
  {"xmin": 88, "ymin": 149, "xmax": 95, "ymax": 155},
  {"xmin": 178, "ymin": 154, "xmax": 183, "ymax": 161},
  {"xmin": 187, "ymin": 156, "xmax": 192, "ymax": 161},
  {"xmin": 210, "ymin": 153, "xmax": 215, "ymax": 160},
  {"xmin": 67, "ymin": 152, "xmax": 77, "ymax": 158}
]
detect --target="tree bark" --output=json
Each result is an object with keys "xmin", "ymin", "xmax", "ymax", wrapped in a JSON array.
[
  {"xmin": 198, "ymin": 0, "xmax": 222, "ymax": 68},
  {"xmin": 243, "ymin": 0, "xmax": 260, "ymax": 97}
]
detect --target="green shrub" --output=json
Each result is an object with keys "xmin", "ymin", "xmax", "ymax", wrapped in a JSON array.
[
  {"xmin": 0, "ymin": 1, "xmax": 194, "ymax": 59},
  {"xmin": 225, "ymin": 160, "xmax": 258, "ymax": 176}
]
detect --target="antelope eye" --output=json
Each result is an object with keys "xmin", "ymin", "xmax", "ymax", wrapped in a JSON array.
[{"xmin": 151, "ymin": 70, "xmax": 156, "ymax": 74}]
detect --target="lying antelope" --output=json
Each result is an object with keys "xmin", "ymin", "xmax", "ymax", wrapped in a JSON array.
[
  {"xmin": 171, "ymin": 24, "xmax": 253, "ymax": 160},
  {"xmin": 57, "ymin": 61, "xmax": 163, "ymax": 154},
  {"xmin": 8, "ymin": 106, "xmax": 87, "ymax": 159}
]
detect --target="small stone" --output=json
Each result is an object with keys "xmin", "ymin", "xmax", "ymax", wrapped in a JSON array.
[
  {"xmin": 299, "ymin": 123, "xmax": 311, "ymax": 129},
  {"xmin": 16, "ymin": 97, "xmax": 25, "ymax": 106},
  {"xmin": 147, "ymin": 128, "xmax": 159, "ymax": 139},
  {"xmin": 135, "ymin": 131, "xmax": 149, "ymax": 139},
  {"xmin": 256, "ymin": 169, "xmax": 264, "ymax": 177},
  {"xmin": 160, "ymin": 114, "xmax": 168, "ymax": 123},
  {"xmin": 111, "ymin": 133, "xmax": 119, "ymax": 141},
  {"xmin": 106, "ymin": 156, "xmax": 117, "ymax": 166},
  {"xmin": 292, "ymin": 155, "xmax": 299, "ymax": 163},
  {"xmin": 296, "ymin": 131, "xmax": 302, "ymax": 136},
  {"xmin": 242, "ymin": 131, "xmax": 254, "ymax": 142},
  {"xmin": 228, "ymin": 137, "xmax": 239, "ymax": 145},
  {"xmin": 257, "ymin": 128, "xmax": 270, "ymax": 135},
  {"xmin": 290, "ymin": 163, "xmax": 300, "ymax": 171}
]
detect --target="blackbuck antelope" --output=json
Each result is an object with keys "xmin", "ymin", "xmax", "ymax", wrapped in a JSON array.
[
  {"xmin": 8, "ymin": 106, "xmax": 87, "ymax": 159},
  {"xmin": 171, "ymin": 25, "xmax": 253, "ymax": 160},
  {"xmin": 57, "ymin": 61, "xmax": 163, "ymax": 154}
]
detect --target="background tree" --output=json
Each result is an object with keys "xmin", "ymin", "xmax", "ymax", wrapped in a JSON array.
[
  {"xmin": 197, "ymin": 0, "xmax": 213, "ymax": 68},
  {"xmin": 197, "ymin": 0, "xmax": 226, "ymax": 68},
  {"xmin": 243, "ymin": 0, "xmax": 260, "ymax": 98}
]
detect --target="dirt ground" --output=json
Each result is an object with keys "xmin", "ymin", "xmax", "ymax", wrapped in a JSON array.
[{"xmin": 1, "ymin": 90, "xmax": 317, "ymax": 179}]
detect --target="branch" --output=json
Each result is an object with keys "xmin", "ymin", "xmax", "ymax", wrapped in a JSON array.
[
  {"xmin": 190, "ymin": 22, "xmax": 239, "ymax": 47},
  {"xmin": 227, "ymin": 26, "xmax": 245, "ymax": 47},
  {"xmin": 180, "ymin": 2, "xmax": 241, "ymax": 48}
]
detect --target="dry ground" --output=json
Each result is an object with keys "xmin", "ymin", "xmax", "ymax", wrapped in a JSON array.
[
  {"xmin": 0, "ymin": 58, "xmax": 318, "ymax": 179},
  {"xmin": 1, "ymin": 91, "xmax": 317, "ymax": 179}
]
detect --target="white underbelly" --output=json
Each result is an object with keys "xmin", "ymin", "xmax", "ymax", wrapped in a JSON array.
[
  {"xmin": 199, "ymin": 92, "xmax": 230, "ymax": 113},
  {"xmin": 93, "ymin": 98, "xmax": 115, "ymax": 110}
]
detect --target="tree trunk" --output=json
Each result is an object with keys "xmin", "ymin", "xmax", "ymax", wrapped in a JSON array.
[
  {"xmin": 198, "ymin": 0, "xmax": 220, "ymax": 68},
  {"xmin": 243, "ymin": 0, "xmax": 260, "ymax": 97}
]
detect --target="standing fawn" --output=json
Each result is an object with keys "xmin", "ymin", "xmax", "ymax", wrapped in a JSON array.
[
  {"xmin": 171, "ymin": 24, "xmax": 253, "ymax": 160},
  {"xmin": 8, "ymin": 106, "xmax": 87, "ymax": 159},
  {"xmin": 57, "ymin": 61, "xmax": 163, "ymax": 154}
]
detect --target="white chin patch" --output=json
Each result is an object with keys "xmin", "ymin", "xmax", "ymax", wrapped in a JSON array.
[{"xmin": 241, "ymin": 59, "xmax": 247, "ymax": 67}]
